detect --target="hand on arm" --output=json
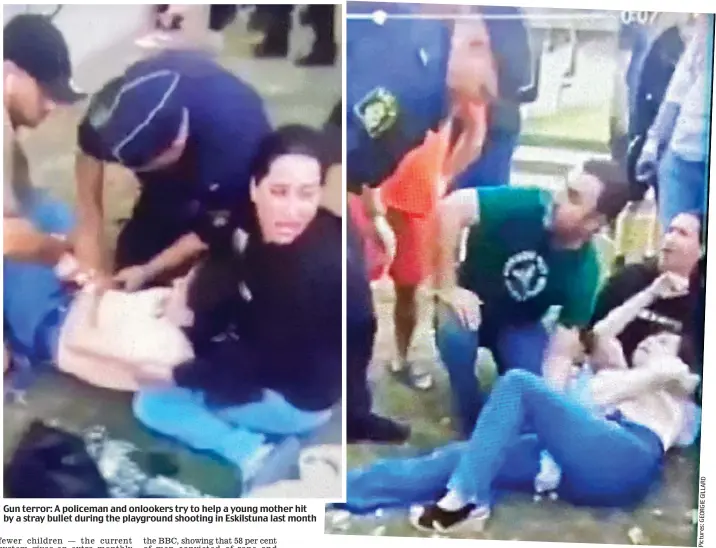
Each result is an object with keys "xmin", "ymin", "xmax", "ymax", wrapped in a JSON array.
[
  {"xmin": 593, "ymin": 272, "xmax": 688, "ymax": 341},
  {"xmin": 115, "ymin": 232, "xmax": 207, "ymax": 291}
]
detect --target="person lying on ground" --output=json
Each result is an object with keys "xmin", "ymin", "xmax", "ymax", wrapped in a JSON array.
[
  {"xmin": 338, "ymin": 271, "xmax": 700, "ymax": 533},
  {"xmin": 5, "ymin": 177, "xmax": 195, "ymax": 393},
  {"xmin": 132, "ymin": 126, "xmax": 342, "ymax": 488},
  {"xmin": 431, "ymin": 159, "xmax": 630, "ymax": 436},
  {"xmin": 5, "ymin": 205, "xmax": 195, "ymax": 394}
]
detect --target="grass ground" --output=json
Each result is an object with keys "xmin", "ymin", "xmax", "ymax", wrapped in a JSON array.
[{"xmin": 521, "ymin": 104, "xmax": 612, "ymax": 152}]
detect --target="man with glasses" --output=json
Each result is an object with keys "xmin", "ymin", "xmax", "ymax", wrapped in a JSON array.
[{"xmin": 73, "ymin": 50, "xmax": 271, "ymax": 292}]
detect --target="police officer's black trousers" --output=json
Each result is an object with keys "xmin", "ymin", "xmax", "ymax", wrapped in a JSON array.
[{"xmin": 346, "ymin": 218, "xmax": 376, "ymax": 424}]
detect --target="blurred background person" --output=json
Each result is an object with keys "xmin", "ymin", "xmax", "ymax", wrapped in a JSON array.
[{"xmin": 253, "ymin": 4, "xmax": 337, "ymax": 66}]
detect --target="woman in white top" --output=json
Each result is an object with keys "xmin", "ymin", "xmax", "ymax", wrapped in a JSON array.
[{"xmin": 338, "ymin": 272, "xmax": 700, "ymax": 534}]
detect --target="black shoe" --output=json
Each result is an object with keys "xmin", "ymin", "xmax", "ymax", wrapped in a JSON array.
[
  {"xmin": 410, "ymin": 503, "xmax": 490, "ymax": 534},
  {"xmin": 296, "ymin": 44, "xmax": 336, "ymax": 67},
  {"xmin": 253, "ymin": 37, "xmax": 289, "ymax": 59},
  {"xmin": 347, "ymin": 414, "xmax": 410, "ymax": 444}
]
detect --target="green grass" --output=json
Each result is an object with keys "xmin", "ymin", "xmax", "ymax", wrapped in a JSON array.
[{"xmin": 521, "ymin": 104, "xmax": 611, "ymax": 151}]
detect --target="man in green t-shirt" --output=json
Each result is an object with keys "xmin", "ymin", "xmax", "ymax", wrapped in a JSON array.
[{"xmin": 432, "ymin": 159, "xmax": 630, "ymax": 436}]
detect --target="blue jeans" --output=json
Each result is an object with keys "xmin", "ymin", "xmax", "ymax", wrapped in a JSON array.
[
  {"xmin": 4, "ymin": 190, "xmax": 74, "ymax": 394},
  {"xmin": 455, "ymin": 130, "xmax": 519, "ymax": 189},
  {"xmin": 341, "ymin": 370, "xmax": 663, "ymax": 514},
  {"xmin": 448, "ymin": 370, "xmax": 663, "ymax": 507},
  {"xmin": 133, "ymin": 387, "xmax": 332, "ymax": 469},
  {"xmin": 434, "ymin": 304, "xmax": 548, "ymax": 436},
  {"xmin": 657, "ymin": 149, "xmax": 707, "ymax": 229}
]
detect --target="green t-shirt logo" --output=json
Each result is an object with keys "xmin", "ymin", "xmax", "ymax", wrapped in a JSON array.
[{"xmin": 503, "ymin": 250, "xmax": 549, "ymax": 302}]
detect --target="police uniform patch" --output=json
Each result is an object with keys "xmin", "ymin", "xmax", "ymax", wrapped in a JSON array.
[
  {"xmin": 354, "ymin": 87, "xmax": 399, "ymax": 139},
  {"xmin": 210, "ymin": 210, "xmax": 231, "ymax": 228},
  {"xmin": 88, "ymin": 102, "xmax": 112, "ymax": 130}
]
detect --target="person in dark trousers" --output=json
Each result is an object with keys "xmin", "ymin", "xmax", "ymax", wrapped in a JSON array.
[
  {"xmin": 253, "ymin": 5, "xmax": 336, "ymax": 66},
  {"xmin": 299, "ymin": 5, "xmax": 337, "ymax": 66},
  {"xmin": 625, "ymin": 24, "xmax": 685, "ymax": 201},
  {"xmin": 346, "ymin": 210, "xmax": 412, "ymax": 444},
  {"xmin": 324, "ymin": 98, "xmax": 409, "ymax": 444}
]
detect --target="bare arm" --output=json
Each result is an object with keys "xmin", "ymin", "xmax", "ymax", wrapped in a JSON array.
[
  {"xmin": 434, "ymin": 189, "xmax": 479, "ymax": 290},
  {"xmin": 593, "ymin": 283, "xmax": 655, "ymax": 340},
  {"xmin": 4, "ymin": 217, "xmax": 70, "ymax": 264},
  {"xmin": 543, "ymin": 326, "xmax": 582, "ymax": 391},
  {"xmin": 443, "ymin": 107, "xmax": 488, "ymax": 185},
  {"xmin": 362, "ymin": 184, "xmax": 385, "ymax": 218},
  {"xmin": 140, "ymin": 232, "xmax": 207, "ymax": 282},
  {"xmin": 74, "ymin": 152, "xmax": 109, "ymax": 275}
]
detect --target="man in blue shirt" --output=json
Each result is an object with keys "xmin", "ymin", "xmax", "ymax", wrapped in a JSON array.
[{"xmin": 73, "ymin": 50, "xmax": 271, "ymax": 292}]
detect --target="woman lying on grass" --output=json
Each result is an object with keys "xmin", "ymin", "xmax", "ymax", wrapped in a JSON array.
[{"xmin": 339, "ymin": 271, "xmax": 701, "ymax": 534}]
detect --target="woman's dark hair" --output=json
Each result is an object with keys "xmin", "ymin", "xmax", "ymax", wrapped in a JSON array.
[
  {"xmin": 582, "ymin": 159, "xmax": 630, "ymax": 222},
  {"xmin": 579, "ymin": 329, "xmax": 596, "ymax": 357},
  {"xmin": 250, "ymin": 124, "xmax": 330, "ymax": 185}
]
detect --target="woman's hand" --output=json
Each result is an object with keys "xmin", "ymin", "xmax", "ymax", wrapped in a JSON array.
[
  {"xmin": 648, "ymin": 272, "xmax": 690, "ymax": 300},
  {"xmin": 155, "ymin": 276, "xmax": 196, "ymax": 328},
  {"xmin": 114, "ymin": 264, "xmax": 157, "ymax": 292}
]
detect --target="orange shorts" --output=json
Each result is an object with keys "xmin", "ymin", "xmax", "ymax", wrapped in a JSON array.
[{"xmin": 386, "ymin": 208, "xmax": 429, "ymax": 287}]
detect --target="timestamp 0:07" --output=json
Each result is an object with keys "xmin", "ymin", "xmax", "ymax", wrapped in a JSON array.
[{"xmin": 620, "ymin": 11, "xmax": 660, "ymax": 25}]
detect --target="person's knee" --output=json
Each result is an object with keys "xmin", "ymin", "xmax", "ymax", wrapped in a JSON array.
[
  {"xmin": 435, "ymin": 306, "xmax": 478, "ymax": 358},
  {"xmin": 500, "ymin": 368, "xmax": 537, "ymax": 390},
  {"xmin": 133, "ymin": 388, "xmax": 187, "ymax": 428},
  {"xmin": 132, "ymin": 391, "xmax": 162, "ymax": 426}
]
